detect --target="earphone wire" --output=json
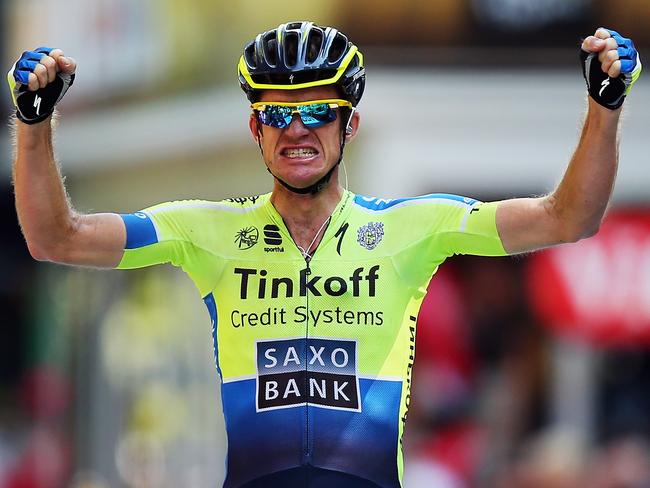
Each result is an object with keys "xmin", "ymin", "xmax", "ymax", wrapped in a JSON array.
[
  {"xmin": 297, "ymin": 215, "xmax": 332, "ymax": 262},
  {"xmin": 298, "ymin": 107, "xmax": 354, "ymax": 260}
]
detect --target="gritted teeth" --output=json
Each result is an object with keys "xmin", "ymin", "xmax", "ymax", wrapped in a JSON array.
[{"xmin": 282, "ymin": 148, "xmax": 318, "ymax": 158}]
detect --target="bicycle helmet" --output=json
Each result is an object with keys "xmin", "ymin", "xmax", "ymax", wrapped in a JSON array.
[{"xmin": 238, "ymin": 21, "xmax": 365, "ymax": 106}]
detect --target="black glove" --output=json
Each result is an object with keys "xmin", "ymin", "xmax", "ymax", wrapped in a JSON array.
[
  {"xmin": 7, "ymin": 46, "xmax": 75, "ymax": 124},
  {"xmin": 580, "ymin": 29, "xmax": 642, "ymax": 110}
]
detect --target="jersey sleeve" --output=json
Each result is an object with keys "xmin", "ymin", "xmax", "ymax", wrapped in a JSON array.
[
  {"xmin": 115, "ymin": 201, "xmax": 221, "ymax": 296},
  {"xmin": 429, "ymin": 198, "xmax": 507, "ymax": 258}
]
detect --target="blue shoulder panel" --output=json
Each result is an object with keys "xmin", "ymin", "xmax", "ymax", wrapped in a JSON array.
[
  {"xmin": 120, "ymin": 212, "xmax": 158, "ymax": 249},
  {"xmin": 353, "ymin": 193, "xmax": 477, "ymax": 211}
]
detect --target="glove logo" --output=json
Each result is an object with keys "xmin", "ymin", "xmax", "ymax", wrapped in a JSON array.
[
  {"xmin": 33, "ymin": 95, "xmax": 42, "ymax": 116},
  {"xmin": 599, "ymin": 78, "xmax": 610, "ymax": 97}
]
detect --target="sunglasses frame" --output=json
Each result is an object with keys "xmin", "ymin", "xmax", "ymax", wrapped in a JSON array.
[{"xmin": 251, "ymin": 99, "xmax": 353, "ymax": 129}]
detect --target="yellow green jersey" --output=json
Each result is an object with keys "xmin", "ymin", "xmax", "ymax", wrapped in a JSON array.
[{"xmin": 117, "ymin": 191, "xmax": 507, "ymax": 488}]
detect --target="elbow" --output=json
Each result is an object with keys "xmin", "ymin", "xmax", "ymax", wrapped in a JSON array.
[
  {"xmin": 26, "ymin": 241, "xmax": 60, "ymax": 262},
  {"xmin": 25, "ymin": 237, "xmax": 70, "ymax": 263},
  {"xmin": 26, "ymin": 242, "xmax": 52, "ymax": 262},
  {"xmin": 580, "ymin": 222, "xmax": 601, "ymax": 240},
  {"xmin": 561, "ymin": 221, "xmax": 601, "ymax": 244},
  {"xmin": 24, "ymin": 214, "xmax": 80, "ymax": 263}
]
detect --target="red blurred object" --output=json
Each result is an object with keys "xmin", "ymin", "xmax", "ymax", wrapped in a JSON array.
[
  {"xmin": 3, "ymin": 428, "xmax": 71, "ymax": 488},
  {"xmin": 527, "ymin": 210, "xmax": 650, "ymax": 346},
  {"xmin": 18, "ymin": 367, "xmax": 70, "ymax": 420},
  {"xmin": 420, "ymin": 422, "xmax": 485, "ymax": 481},
  {"xmin": 417, "ymin": 266, "xmax": 475, "ymax": 378}
]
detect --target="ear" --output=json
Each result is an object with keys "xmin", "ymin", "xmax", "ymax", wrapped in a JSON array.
[
  {"xmin": 344, "ymin": 109, "xmax": 361, "ymax": 142},
  {"xmin": 249, "ymin": 113, "xmax": 262, "ymax": 143}
]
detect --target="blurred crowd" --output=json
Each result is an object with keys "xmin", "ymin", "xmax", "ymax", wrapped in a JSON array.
[{"xmin": 404, "ymin": 258, "xmax": 650, "ymax": 488}]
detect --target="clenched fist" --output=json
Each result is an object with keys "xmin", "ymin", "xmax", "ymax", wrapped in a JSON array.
[
  {"xmin": 7, "ymin": 47, "xmax": 77, "ymax": 125},
  {"xmin": 580, "ymin": 28, "xmax": 642, "ymax": 110}
]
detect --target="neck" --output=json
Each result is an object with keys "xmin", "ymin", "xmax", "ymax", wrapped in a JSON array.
[{"xmin": 270, "ymin": 172, "xmax": 345, "ymax": 253}]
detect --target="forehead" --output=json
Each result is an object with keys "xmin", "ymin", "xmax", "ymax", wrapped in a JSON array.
[{"xmin": 258, "ymin": 86, "xmax": 341, "ymax": 103}]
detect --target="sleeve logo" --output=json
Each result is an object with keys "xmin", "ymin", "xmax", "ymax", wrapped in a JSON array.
[{"xmin": 256, "ymin": 338, "xmax": 360, "ymax": 412}]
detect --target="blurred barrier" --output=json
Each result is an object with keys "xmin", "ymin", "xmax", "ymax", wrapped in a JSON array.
[{"xmin": 528, "ymin": 210, "xmax": 650, "ymax": 345}]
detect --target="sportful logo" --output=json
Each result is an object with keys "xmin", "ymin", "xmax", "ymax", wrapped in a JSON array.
[
  {"xmin": 264, "ymin": 224, "xmax": 282, "ymax": 245},
  {"xmin": 357, "ymin": 222, "xmax": 384, "ymax": 250},
  {"xmin": 263, "ymin": 224, "xmax": 284, "ymax": 252},
  {"xmin": 234, "ymin": 227, "xmax": 259, "ymax": 250},
  {"xmin": 256, "ymin": 337, "xmax": 360, "ymax": 412}
]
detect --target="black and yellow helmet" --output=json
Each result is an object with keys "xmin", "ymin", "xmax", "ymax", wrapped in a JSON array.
[{"xmin": 238, "ymin": 21, "xmax": 365, "ymax": 106}]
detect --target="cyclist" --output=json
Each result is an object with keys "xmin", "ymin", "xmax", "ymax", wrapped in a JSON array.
[{"xmin": 7, "ymin": 21, "xmax": 642, "ymax": 488}]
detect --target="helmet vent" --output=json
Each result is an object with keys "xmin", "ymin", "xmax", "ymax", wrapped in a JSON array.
[
  {"xmin": 239, "ymin": 23, "xmax": 365, "ymax": 106},
  {"xmin": 262, "ymin": 32, "xmax": 278, "ymax": 67},
  {"xmin": 284, "ymin": 32, "xmax": 299, "ymax": 68},
  {"xmin": 306, "ymin": 28, "xmax": 324, "ymax": 64},
  {"xmin": 328, "ymin": 34, "xmax": 348, "ymax": 63},
  {"xmin": 244, "ymin": 44, "xmax": 257, "ymax": 68}
]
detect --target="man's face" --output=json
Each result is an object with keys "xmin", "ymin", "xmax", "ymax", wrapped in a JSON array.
[{"xmin": 249, "ymin": 86, "xmax": 359, "ymax": 191}]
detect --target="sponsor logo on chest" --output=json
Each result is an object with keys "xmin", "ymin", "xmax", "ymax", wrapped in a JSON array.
[
  {"xmin": 234, "ymin": 226, "xmax": 259, "ymax": 250},
  {"xmin": 357, "ymin": 222, "xmax": 384, "ymax": 250},
  {"xmin": 263, "ymin": 224, "xmax": 284, "ymax": 253},
  {"xmin": 256, "ymin": 338, "xmax": 360, "ymax": 412}
]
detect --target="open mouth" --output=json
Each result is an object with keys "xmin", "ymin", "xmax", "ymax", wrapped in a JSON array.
[{"xmin": 281, "ymin": 147, "xmax": 319, "ymax": 159}]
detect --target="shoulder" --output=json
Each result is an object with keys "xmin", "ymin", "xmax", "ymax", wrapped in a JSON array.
[
  {"xmin": 123, "ymin": 194, "xmax": 268, "ymax": 243},
  {"xmin": 351, "ymin": 193, "xmax": 480, "ymax": 214},
  {"xmin": 142, "ymin": 194, "xmax": 269, "ymax": 218}
]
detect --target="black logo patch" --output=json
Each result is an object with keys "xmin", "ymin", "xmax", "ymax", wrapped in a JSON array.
[
  {"xmin": 263, "ymin": 224, "xmax": 284, "ymax": 253},
  {"xmin": 234, "ymin": 226, "xmax": 259, "ymax": 250},
  {"xmin": 334, "ymin": 223, "xmax": 349, "ymax": 256},
  {"xmin": 256, "ymin": 338, "xmax": 360, "ymax": 412},
  {"xmin": 263, "ymin": 224, "xmax": 282, "ymax": 245}
]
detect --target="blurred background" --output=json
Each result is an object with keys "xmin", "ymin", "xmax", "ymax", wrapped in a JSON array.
[{"xmin": 1, "ymin": 1, "xmax": 649, "ymax": 487}]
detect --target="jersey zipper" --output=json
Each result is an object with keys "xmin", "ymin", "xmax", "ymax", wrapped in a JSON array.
[
  {"xmin": 263, "ymin": 195, "xmax": 353, "ymax": 468},
  {"xmin": 303, "ymin": 255, "xmax": 312, "ymax": 466}
]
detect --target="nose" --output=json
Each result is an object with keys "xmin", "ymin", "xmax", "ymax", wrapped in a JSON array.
[{"xmin": 284, "ymin": 113, "xmax": 310, "ymax": 136}]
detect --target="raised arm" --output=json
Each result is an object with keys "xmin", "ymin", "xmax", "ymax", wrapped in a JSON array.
[
  {"xmin": 9, "ymin": 48, "xmax": 126, "ymax": 267},
  {"xmin": 496, "ymin": 28, "xmax": 642, "ymax": 254}
]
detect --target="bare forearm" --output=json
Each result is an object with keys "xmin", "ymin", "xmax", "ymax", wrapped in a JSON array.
[
  {"xmin": 496, "ymin": 28, "xmax": 639, "ymax": 255},
  {"xmin": 497, "ymin": 99, "xmax": 622, "ymax": 253},
  {"xmin": 549, "ymin": 97, "xmax": 620, "ymax": 239},
  {"xmin": 12, "ymin": 117, "xmax": 126, "ymax": 266},
  {"xmin": 9, "ymin": 49, "xmax": 125, "ymax": 267},
  {"xmin": 12, "ymin": 116, "xmax": 78, "ymax": 259}
]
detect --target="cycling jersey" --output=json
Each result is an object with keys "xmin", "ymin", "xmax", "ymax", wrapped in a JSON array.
[{"xmin": 117, "ymin": 191, "xmax": 507, "ymax": 488}]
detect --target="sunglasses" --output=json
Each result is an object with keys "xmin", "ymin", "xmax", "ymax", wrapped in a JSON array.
[{"xmin": 251, "ymin": 99, "xmax": 353, "ymax": 129}]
